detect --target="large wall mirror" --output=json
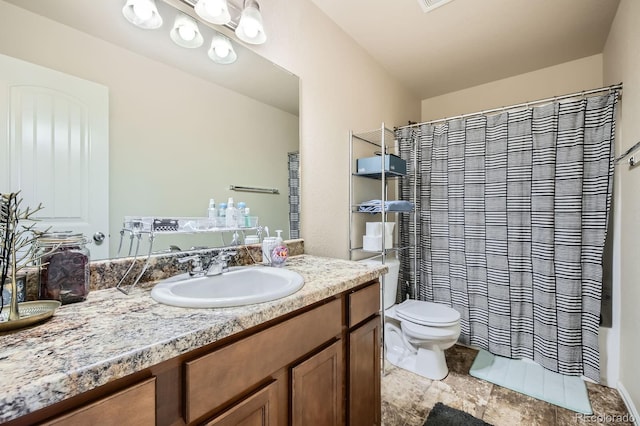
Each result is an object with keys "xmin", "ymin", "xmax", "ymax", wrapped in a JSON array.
[{"xmin": 0, "ymin": 0, "xmax": 300, "ymax": 260}]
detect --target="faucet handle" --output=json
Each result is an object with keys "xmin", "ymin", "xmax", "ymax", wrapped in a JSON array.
[
  {"xmin": 215, "ymin": 250, "xmax": 237, "ymax": 261},
  {"xmin": 178, "ymin": 255, "xmax": 200, "ymax": 264},
  {"xmin": 178, "ymin": 255, "xmax": 204, "ymax": 276}
]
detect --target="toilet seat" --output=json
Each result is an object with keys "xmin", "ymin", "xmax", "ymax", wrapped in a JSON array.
[
  {"xmin": 401, "ymin": 319, "xmax": 459, "ymax": 340},
  {"xmin": 395, "ymin": 299, "xmax": 460, "ymax": 327}
]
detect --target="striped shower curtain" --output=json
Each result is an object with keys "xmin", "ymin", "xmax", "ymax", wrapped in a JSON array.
[
  {"xmin": 397, "ymin": 92, "xmax": 619, "ymax": 382},
  {"xmin": 288, "ymin": 152, "xmax": 300, "ymax": 239}
]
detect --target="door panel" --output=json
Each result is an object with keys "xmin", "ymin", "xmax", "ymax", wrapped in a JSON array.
[{"xmin": 0, "ymin": 53, "xmax": 109, "ymax": 258}]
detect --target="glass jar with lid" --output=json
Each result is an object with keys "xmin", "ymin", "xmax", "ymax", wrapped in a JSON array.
[{"xmin": 37, "ymin": 232, "xmax": 90, "ymax": 304}]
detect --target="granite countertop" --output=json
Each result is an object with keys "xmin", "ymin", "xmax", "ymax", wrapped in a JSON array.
[{"xmin": 0, "ymin": 254, "xmax": 387, "ymax": 423}]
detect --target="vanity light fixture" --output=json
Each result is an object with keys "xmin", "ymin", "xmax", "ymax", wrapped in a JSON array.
[
  {"xmin": 235, "ymin": 0, "xmax": 267, "ymax": 45},
  {"xmin": 170, "ymin": 13, "xmax": 204, "ymax": 48},
  {"xmin": 122, "ymin": 0, "xmax": 163, "ymax": 29},
  {"xmin": 122, "ymin": 0, "xmax": 269, "ymax": 65},
  {"xmin": 208, "ymin": 33, "xmax": 237, "ymax": 64},
  {"xmin": 194, "ymin": 0, "xmax": 231, "ymax": 25}
]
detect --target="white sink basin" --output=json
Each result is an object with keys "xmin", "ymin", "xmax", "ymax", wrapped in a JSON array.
[{"xmin": 150, "ymin": 266, "xmax": 304, "ymax": 308}]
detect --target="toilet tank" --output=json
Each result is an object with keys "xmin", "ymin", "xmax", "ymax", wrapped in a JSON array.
[{"xmin": 359, "ymin": 256, "xmax": 400, "ymax": 310}]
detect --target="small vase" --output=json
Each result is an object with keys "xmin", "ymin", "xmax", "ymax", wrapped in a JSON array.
[{"xmin": 1, "ymin": 274, "xmax": 26, "ymax": 306}]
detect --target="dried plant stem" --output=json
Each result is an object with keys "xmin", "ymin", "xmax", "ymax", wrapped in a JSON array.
[
  {"xmin": 8, "ymin": 240, "xmax": 19, "ymax": 320},
  {"xmin": 0, "ymin": 192, "xmax": 46, "ymax": 319}
]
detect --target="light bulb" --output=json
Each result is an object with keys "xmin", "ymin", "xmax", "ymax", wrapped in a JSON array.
[
  {"xmin": 235, "ymin": 3, "xmax": 266, "ymax": 44},
  {"xmin": 205, "ymin": 1, "xmax": 223, "ymax": 17},
  {"xmin": 214, "ymin": 43, "xmax": 230, "ymax": 58},
  {"xmin": 133, "ymin": 2, "xmax": 153, "ymax": 21},
  {"xmin": 195, "ymin": 0, "xmax": 231, "ymax": 25},
  {"xmin": 178, "ymin": 25, "xmax": 196, "ymax": 41},
  {"xmin": 242, "ymin": 19, "xmax": 260, "ymax": 38},
  {"xmin": 208, "ymin": 35, "xmax": 236, "ymax": 64}
]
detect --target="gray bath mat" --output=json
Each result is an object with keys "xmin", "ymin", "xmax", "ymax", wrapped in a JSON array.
[
  {"xmin": 469, "ymin": 349, "xmax": 592, "ymax": 414},
  {"xmin": 424, "ymin": 402, "xmax": 492, "ymax": 426}
]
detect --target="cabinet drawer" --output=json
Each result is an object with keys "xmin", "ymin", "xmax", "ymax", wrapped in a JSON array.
[
  {"xmin": 348, "ymin": 281, "xmax": 380, "ymax": 328},
  {"xmin": 185, "ymin": 299, "xmax": 342, "ymax": 423},
  {"xmin": 42, "ymin": 377, "xmax": 156, "ymax": 426}
]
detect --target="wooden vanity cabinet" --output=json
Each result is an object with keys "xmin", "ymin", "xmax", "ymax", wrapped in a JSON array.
[
  {"xmin": 291, "ymin": 340, "xmax": 343, "ymax": 425},
  {"xmin": 186, "ymin": 298, "xmax": 343, "ymax": 424},
  {"xmin": 10, "ymin": 280, "xmax": 382, "ymax": 426},
  {"xmin": 39, "ymin": 377, "xmax": 156, "ymax": 426}
]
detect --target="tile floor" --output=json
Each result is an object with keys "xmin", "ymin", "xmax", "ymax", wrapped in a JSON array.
[{"xmin": 381, "ymin": 345, "xmax": 634, "ymax": 426}]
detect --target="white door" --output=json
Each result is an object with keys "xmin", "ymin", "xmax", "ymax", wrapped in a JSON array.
[{"xmin": 0, "ymin": 53, "xmax": 109, "ymax": 259}]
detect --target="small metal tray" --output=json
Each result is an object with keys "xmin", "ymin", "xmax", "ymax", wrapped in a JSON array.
[{"xmin": 0, "ymin": 300, "xmax": 62, "ymax": 332}]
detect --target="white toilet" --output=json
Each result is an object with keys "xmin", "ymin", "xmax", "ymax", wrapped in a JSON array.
[{"xmin": 361, "ymin": 256, "xmax": 461, "ymax": 380}]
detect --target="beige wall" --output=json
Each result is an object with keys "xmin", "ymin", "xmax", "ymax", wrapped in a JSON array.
[
  {"xmin": 0, "ymin": 1, "xmax": 299, "ymax": 257},
  {"xmin": 603, "ymin": 0, "xmax": 640, "ymax": 416},
  {"xmin": 421, "ymin": 54, "xmax": 603, "ymax": 122},
  {"xmin": 244, "ymin": 0, "xmax": 422, "ymax": 258}
]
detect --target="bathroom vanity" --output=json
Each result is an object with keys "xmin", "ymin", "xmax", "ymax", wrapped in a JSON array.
[{"xmin": 0, "ymin": 255, "xmax": 385, "ymax": 426}]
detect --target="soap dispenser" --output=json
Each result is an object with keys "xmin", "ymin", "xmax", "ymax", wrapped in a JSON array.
[{"xmin": 270, "ymin": 230, "xmax": 288, "ymax": 267}]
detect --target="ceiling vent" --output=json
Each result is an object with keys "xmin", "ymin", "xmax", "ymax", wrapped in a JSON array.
[{"xmin": 417, "ymin": 0, "xmax": 455, "ymax": 13}]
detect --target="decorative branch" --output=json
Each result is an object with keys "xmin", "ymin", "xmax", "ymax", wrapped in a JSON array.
[
  {"xmin": 0, "ymin": 194, "xmax": 12, "ymax": 309},
  {"xmin": 0, "ymin": 192, "xmax": 47, "ymax": 317}
]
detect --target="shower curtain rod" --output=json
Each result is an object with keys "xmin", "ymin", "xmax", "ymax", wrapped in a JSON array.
[{"xmin": 397, "ymin": 83, "xmax": 623, "ymax": 130}]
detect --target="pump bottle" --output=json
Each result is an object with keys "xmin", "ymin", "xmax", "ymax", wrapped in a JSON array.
[
  {"xmin": 270, "ymin": 230, "xmax": 288, "ymax": 267},
  {"xmin": 225, "ymin": 197, "xmax": 239, "ymax": 228},
  {"xmin": 207, "ymin": 198, "xmax": 217, "ymax": 219}
]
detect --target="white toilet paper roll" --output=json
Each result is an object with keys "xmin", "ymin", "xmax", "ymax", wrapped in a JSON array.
[
  {"xmin": 363, "ymin": 235, "xmax": 382, "ymax": 251},
  {"xmin": 384, "ymin": 222, "xmax": 395, "ymax": 248},
  {"xmin": 366, "ymin": 222, "xmax": 383, "ymax": 236}
]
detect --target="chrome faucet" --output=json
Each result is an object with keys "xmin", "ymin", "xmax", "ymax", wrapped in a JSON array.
[
  {"xmin": 207, "ymin": 250, "xmax": 237, "ymax": 276},
  {"xmin": 178, "ymin": 250, "xmax": 237, "ymax": 277},
  {"xmin": 178, "ymin": 254, "xmax": 207, "ymax": 277}
]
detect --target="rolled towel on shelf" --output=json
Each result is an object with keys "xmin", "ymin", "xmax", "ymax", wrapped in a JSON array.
[
  {"xmin": 357, "ymin": 200, "xmax": 414, "ymax": 213},
  {"xmin": 386, "ymin": 200, "xmax": 414, "ymax": 212}
]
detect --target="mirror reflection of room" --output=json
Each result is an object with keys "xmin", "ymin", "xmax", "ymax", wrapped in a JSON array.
[{"xmin": 0, "ymin": 0, "xmax": 300, "ymax": 260}]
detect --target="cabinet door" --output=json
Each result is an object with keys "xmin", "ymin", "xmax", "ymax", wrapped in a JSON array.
[
  {"xmin": 349, "ymin": 316, "xmax": 381, "ymax": 426},
  {"xmin": 204, "ymin": 381, "xmax": 278, "ymax": 426},
  {"xmin": 185, "ymin": 299, "xmax": 341, "ymax": 422},
  {"xmin": 41, "ymin": 377, "xmax": 155, "ymax": 426},
  {"xmin": 291, "ymin": 341, "xmax": 343, "ymax": 426}
]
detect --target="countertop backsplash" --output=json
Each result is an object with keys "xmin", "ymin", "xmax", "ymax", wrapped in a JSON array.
[{"xmin": 23, "ymin": 239, "xmax": 305, "ymax": 301}]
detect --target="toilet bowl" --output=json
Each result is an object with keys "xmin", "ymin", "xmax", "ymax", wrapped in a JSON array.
[
  {"xmin": 385, "ymin": 300, "xmax": 460, "ymax": 379},
  {"xmin": 360, "ymin": 255, "xmax": 461, "ymax": 380}
]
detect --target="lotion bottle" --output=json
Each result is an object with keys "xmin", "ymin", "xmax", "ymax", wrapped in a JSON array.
[
  {"xmin": 225, "ymin": 197, "xmax": 239, "ymax": 228},
  {"xmin": 207, "ymin": 198, "xmax": 217, "ymax": 219},
  {"xmin": 237, "ymin": 202, "xmax": 246, "ymax": 227},
  {"xmin": 262, "ymin": 237, "xmax": 277, "ymax": 265}
]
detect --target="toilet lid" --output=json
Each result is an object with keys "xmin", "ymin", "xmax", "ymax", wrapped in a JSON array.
[{"xmin": 395, "ymin": 299, "xmax": 460, "ymax": 326}]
